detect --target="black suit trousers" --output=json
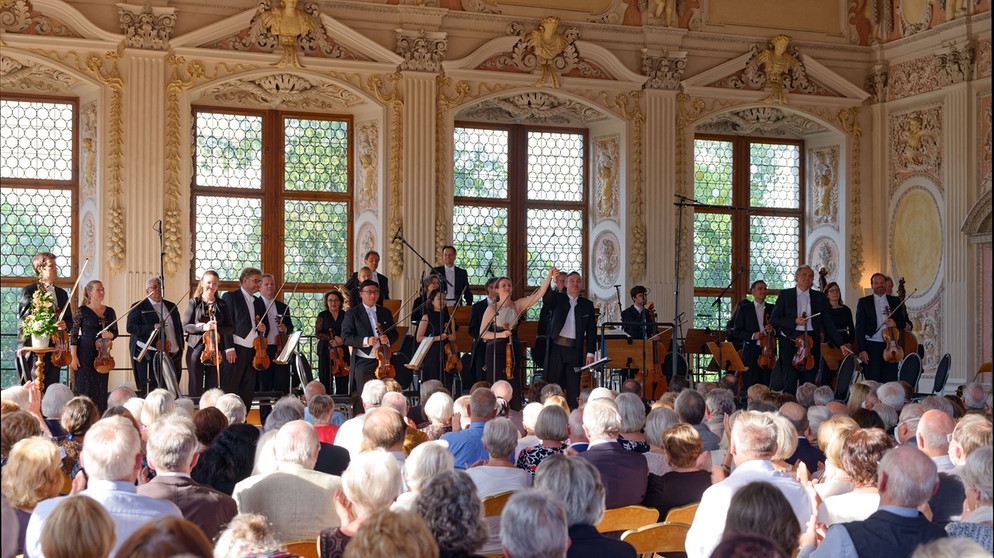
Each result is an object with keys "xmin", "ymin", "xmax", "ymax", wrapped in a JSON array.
[{"xmin": 222, "ymin": 345, "xmax": 257, "ymax": 409}]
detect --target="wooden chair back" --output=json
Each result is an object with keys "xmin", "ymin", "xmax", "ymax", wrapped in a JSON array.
[
  {"xmin": 595, "ymin": 505, "xmax": 659, "ymax": 533},
  {"xmin": 663, "ymin": 502, "xmax": 698, "ymax": 525},
  {"xmin": 620, "ymin": 521, "xmax": 691, "ymax": 556},
  {"xmin": 285, "ymin": 540, "xmax": 319, "ymax": 558},
  {"xmin": 482, "ymin": 490, "xmax": 515, "ymax": 517}
]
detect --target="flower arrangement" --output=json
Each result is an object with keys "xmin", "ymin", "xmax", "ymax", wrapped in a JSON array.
[{"xmin": 22, "ymin": 288, "xmax": 58, "ymax": 339}]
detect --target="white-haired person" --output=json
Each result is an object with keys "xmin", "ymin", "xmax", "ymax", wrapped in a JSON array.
[
  {"xmin": 616, "ymin": 392, "xmax": 650, "ymax": 453},
  {"xmin": 516, "ymin": 405, "xmax": 569, "ymax": 479},
  {"xmin": 393, "ymin": 442, "xmax": 453, "ymax": 511},
  {"xmin": 320, "ymin": 450, "xmax": 403, "ymax": 558},
  {"xmin": 513, "ymin": 402, "xmax": 544, "ymax": 459},
  {"xmin": 643, "ymin": 406, "xmax": 679, "ymax": 475},
  {"xmin": 419, "ymin": 391, "xmax": 454, "ymax": 440},
  {"xmin": 500, "ymin": 490, "xmax": 569, "ymax": 558},
  {"xmin": 943, "ymin": 445, "xmax": 993, "ymax": 551},
  {"xmin": 215, "ymin": 393, "xmax": 247, "ymax": 425},
  {"xmin": 465, "ymin": 417, "xmax": 531, "ymax": 497},
  {"xmin": 139, "ymin": 388, "xmax": 177, "ymax": 430},
  {"xmin": 578, "ymin": 398, "xmax": 648, "ymax": 509},
  {"xmin": 40, "ymin": 383, "xmax": 73, "ymax": 437}
]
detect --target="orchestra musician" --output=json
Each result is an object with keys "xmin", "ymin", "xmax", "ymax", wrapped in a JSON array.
[
  {"xmin": 315, "ymin": 289, "xmax": 349, "ymax": 396},
  {"xmin": 532, "ymin": 270, "xmax": 566, "ymax": 371},
  {"xmin": 771, "ymin": 265, "xmax": 853, "ymax": 393},
  {"xmin": 17, "ymin": 252, "xmax": 71, "ymax": 392},
  {"xmin": 481, "ymin": 268, "xmax": 557, "ymax": 406},
  {"xmin": 467, "ymin": 277, "xmax": 499, "ymax": 384},
  {"xmin": 341, "ymin": 279, "xmax": 398, "ymax": 396},
  {"xmin": 415, "ymin": 288, "xmax": 451, "ymax": 384},
  {"xmin": 822, "ymin": 281, "xmax": 854, "ymax": 387},
  {"xmin": 69, "ymin": 280, "xmax": 118, "ymax": 413},
  {"xmin": 183, "ymin": 270, "xmax": 233, "ymax": 398},
  {"xmin": 344, "ymin": 251, "xmax": 389, "ymax": 305},
  {"xmin": 884, "ymin": 275, "xmax": 913, "ymax": 332},
  {"xmin": 732, "ymin": 280, "xmax": 774, "ymax": 390},
  {"xmin": 854, "ymin": 272, "xmax": 907, "ymax": 382},
  {"xmin": 620, "ymin": 285, "xmax": 657, "ymax": 381},
  {"xmin": 221, "ymin": 267, "xmax": 268, "ymax": 409},
  {"xmin": 411, "ymin": 274, "xmax": 441, "ymax": 328},
  {"xmin": 347, "ymin": 266, "xmax": 372, "ymax": 310},
  {"xmin": 543, "ymin": 270, "xmax": 598, "ymax": 408},
  {"xmin": 432, "ymin": 245, "xmax": 473, "ymax": 307},
  {"xmin": 258, "ymin": 274, "xmax": 294, "ymax": 396},
  {"xmin": 126, "ymin": 276, "xmax": 184, "ymax": 395}
]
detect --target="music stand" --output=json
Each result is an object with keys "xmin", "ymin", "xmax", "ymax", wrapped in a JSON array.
[
  {"xmin": 602, "ymin": 338, "xmax": 650, "ymax": 391},
  {"xmin": 274, "ymin": 331, "xmax": 302, "ymax": 365},
  {"xmin": 706, "ymin": 342, "xmax": 747, "ymax": 380},
  {"xmin": 405, "ymin": 336, "xmax": 434, "ymax": 370},
  {"xmin": 684, "ymin": 329, "xmax": 721, "ymax": 384},
  {"xmin": 390, "ymin": 326, "xmax": 408, "ymax": 353},
  {"xmin": 577, "ymin": 357, "xmax": 611, "ymax": 392}
]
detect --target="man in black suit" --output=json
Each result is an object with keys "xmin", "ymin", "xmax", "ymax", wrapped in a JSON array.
[
  {"xmin": 341, "ymin": 279, "xmax": 398, "ymax": 396},
  {"xmin": 221, "ymin": 267, "xmax": 268, "ymax": 409},
  {"xmin": 17, "ymin": 252, "xmax": 72, "ymax": 391},
  {"xmin": 468, "ymin": 277, "xmax": 498, "ymax": 384},
  {"xmin": 620, "ymin": 285, "xmax": 656, "ymax": 341},
  {"xmin": 771, "ymin": 265, "xmax": 852, "ymax": 393},
  {"xmin": 126, "ymin": 276, "xmax": 184, "ymax": 395},
  {"xmin": 432, "ymin": 245, "xmax": 473, "ymax": 307},
  {"xmin": 544, "ymin": 272, "xmax": 598, "ymax": 408},
  {"xmin": 732, "ymin": 279, "xmax": 774, "ymax": 390},
  {"xmin": 344, "ymin": 250, "xmax": 389, "ymax": 305},
  {"xmin": 258, "ymin": 273, "xmax": 295, "ymax": 395},
  {"xmin": 532, "ymin": 270, "xmax": 566, "ymax": 371},
  {"xmin": 854, "ymin": 272, "xmax": 908, "ymax": 382}
]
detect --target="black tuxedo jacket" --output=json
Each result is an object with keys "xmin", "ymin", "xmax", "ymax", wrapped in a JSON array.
[
  {"xmin": 545, "ymin": 290, "xmax": 598, "ymax": 357},
  {"xmin": 221, "ymin": 288, "xmax": 268, "ymax": 348},
  {"xmin": 732, "ymin": 299, "xmax": 773, "ymax": 345},
  {"xmin": 127, "ymin": 298, "xmax": 185, "ymax": 358},
  {"xmin": 344, "ymin": 271, "xmax": 390, "ymax": 304},
  {"xmin": 854, "ymin": 294, "xmax": 907, "ymax": 353},
  {"xmin": 18, "ymin": 282, "xmax": 71, "ymax": 349},
  {"xmin": 341, "ymin": 304, "xmax": 398, "ymax": 358},
  {"xmin": 263, "ymin": 299, "xmax": 295, "ymax": 343},
  {"xmin": 431, "ymin": 265, "xmax": 473, "ymax": 305},
  {"xmin": 770, "ymin": 287, "xmax": 844, "ymax": 347},
  {"xmin": 620, "ymin": 305, "xmax": 656, "ymax": 340}
]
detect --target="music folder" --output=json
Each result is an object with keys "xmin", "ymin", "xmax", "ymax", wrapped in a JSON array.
[{"xmin": 274, "ymin": 331, "xmax": 302, "ymax": 365}]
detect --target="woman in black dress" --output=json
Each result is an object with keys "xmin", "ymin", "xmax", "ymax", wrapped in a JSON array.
[
  {"xmin": 415, "ymin": 289, "xmax": 450, "ymax": 384},
  {"xmin": 822, "ymin": 281, "xmax": 855, "ymax": 387},
  {"xmin": 70, "ymin": 280, "xmax": 117, "ymax": 413},
  {"xmin": 315, "ymin": 290, "xmax": 349, "ymax": 395},
  {"xmin": 183, "ymin": 270, "xmax": 232, "ymax": 397}
]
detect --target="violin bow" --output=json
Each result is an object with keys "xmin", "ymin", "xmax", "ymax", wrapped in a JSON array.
[
  {"xmin": 871, "ymin": 288, "xmax": 918, "ymax": 336},
  {"xmin": 135, "ymin": 290, "xmax": 190, "ymax": 362},
  {"xmin": 57, "ymin": 257, "xmax": 90, "ymax": 322},
  {"xmin": 256, "ymin": 277, "xmax": 290, "ymax": 324},
  {"xmin": 98, "ymin": 292, "xmax": 154, "ymax": 335}
]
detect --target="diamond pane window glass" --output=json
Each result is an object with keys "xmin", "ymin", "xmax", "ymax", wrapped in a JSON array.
[
  {"xmin": 527, "ymin": 209, "xmax": 582, "ymax": 285},
  {"xmin": 284, "ymin": 118, "xmax": 349, "ymax": 193},
  {"xmin": 1, "ymin": 99, "xmax": 74, "ymax": 181},
  {"xmin": 693, "ymin": 213, "xmax": 731, "ymax": 288},
  {"xmin": 195, "ymin": 112, "xmax": 263, "ymax": 189},
  {"xmin": 284, "ymin": 200, "xmax": 349, "ymax": 283},
  {"xmin": 453, "ymin": 205, "xmax": 509, "ymax": 284},
  {"xmin": 527, "ymin": 131, "xmax": 584, "ymax": 201},
  {"xmin": 194, "ymin": 196, "xmax": 262, "ymax": 279},
  {"xmin": 1, "ymin": 188, "xmax": 73, "ymax": 277},
  {"xmin": 749, "ymin": 215, "xmax": 800, "ymax": 290},
  {"xmin": 453, "ymin": 127, "xmax": 507, "ymax": 199},
  {"xmin": 694, "ymin": 139, "xmax": 733, "ymax": 206},
  {"xmin": 750, "ymin": 142, "xmax": 800, "ymax": 209},
  {"xmin": 694, "ymin": 296, "xmax": 731, "ymax": 330},
  {"xmin": 283, "ymin": 291, "xmax": 324, "ymax": 361},
  {"xmin": 1, "ymin": 287, "xmax": 22, "ymax": 387}
]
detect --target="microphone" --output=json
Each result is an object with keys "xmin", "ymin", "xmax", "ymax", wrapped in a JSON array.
[
  {"xmin": 484, "ymin": 260, "xmax": 494, "ymax": 278},
  {"xmin": 392, "ymin": 226, "xmax": 402, "ymax": 242}
]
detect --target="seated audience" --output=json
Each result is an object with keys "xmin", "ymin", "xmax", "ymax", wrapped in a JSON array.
[
  {"xmin": 723, "ymin": 481, "xmax": 802, "ymax": 558},
  {"xmin": 197, "ymin": 387, "xmax": 224, "ymax": 409},
  {"xmin": 579, "ymin": 398, "xmax": 648, "ymax": 509},
  {"xmin": 929, "ymin": 414, "xmax": 992, "ymax": 526},
  {"xmin": 213, "ymin": 513, "xmax": 284, "ymax": 558},
  {"xmin": 443, "ymin": 388, "xmax": 498, "ymax": 470},
  {"xmin": 190, "ymin": 423, "xmax": 260, "ymax": 495},
  {"xmin": 769, "ymin": 412, "xmax": 799, "ymax": 473},
  {"xmin": 215, "ymin": 393, "xmax": 247, "ymax": 426},
  {"xmin": 115, "ymin": 516, "xmax": 213, "ymax": 558},
  {"xmin": 943, "ymin": 446, "xmax": 993, "ymax": 552},
  {"xmin": 56, "ymin": 396, "xmax": 100, "ymax": 476},
  {"xmin": 380, "ymin": 391, "xmax": 428, "ymax": 456},
  {"xmin": 39, "ymin": 495, "xmax": 116, "ymax": 558},
  {"xmin": 139, "ymin": 388, "xmax": 177, "ymax": 430},
  {"xmin": 419, "ymin": 391, "xmax": 454, "ymax": 440},
  {"xmin": 465, "ymin": 417, "xmax": 531, "ymax": 497},
  {"xmin": 960, "ymin": 382, "xmax": 988, "ymax": 414},
  {"xmin": 917, "ymin": 409, "xmax": 956, "ymax": 472},
  {"xmin": 711, "ymin": 532, "xmax": 790, "ymax": 558},
  {"xmin": 192, "ymin": 406, "xmax": 228, "ymax": 450},
  {"xmin": 534, "ymin": 454, "xmax": 637, "ymax": 558},
  {"xmin": 616, "ymin": 392, "xmax": 650, "ymax": 453},
  {"xmin": 877, "ymin": 381, "xmax": 907, "ymax": 412},
  {"xmin": 897, "ymin": 403, "xmax": 926, "ymax": 445},
  {"xmin": 566, "ymin": 407, "xmax": 589, "ymax": 453},
  {"xmin": 416, "ymin": 470, "xmax": 488, "ymax": 558},
  {"xmin": 643, "ymin": 423, "xmax": 711, "ymax": 519},
  {"xmin": 812, "ymin": 414, "xmax": 858, "ymax": 498},
  {"xmin": 409, "ymin": 379, "xmax": 444, "ymax": 426},
  {"xmin": 676, "ymin": 390, "xmax": 720, "ymax": 451},
  {"xmin": 642, "ymin": 406, "xmax": 679, "ymax": 476},
  {"xmin": 321, "ymin": 451, "xmax": 404, "ymax": 558},
  {"xmin": 302, "ymin": 380, "xmax": 346, "ymax": 427},
  {"xmin": 780, "ymin": 402, "xmax": 826, "ymax": 473},
  {"xmin": 334, "ymin": 380, "xmax": 387, "ymax": 459},
  {"xmin": 361, "ymin": 407, "xmax": 407, "ymax": 469},
  {"xmin": 343, "ymin": 509, "xmax": 439, "ymax": 558},
  {"xmin": 309, "ymin": 394, "xmax": 340, "ymax": 444},
  {"xmin": 1, "ymin": 409, "xmax": 41, "ymax": 466},
  {"xmin": 394, "ymin": 441, "xmax": 453, "ymax": 511},
  {"xmin": 911, "ymin": 537, "xmax": 989, "ymax": 558},
  {"xmin": 513, "ymin": 402, "xmax": 544, "ymax": 459},
  {"xmin": 851, "ymin": 407, "xmax": 886, "ymax": 430},
  {"xmin": 40, "ymin": 383, "xmax": 73, "ymax": 438},
  {"xmin": 2, "ymin": 436, "xmax": 64, "ymax": 554},
  {"xmin": 516, "ymin": 405, "xmax": 569, "ymax": 479},
  {"xmin": 705, "ymin": 388, "xmax": 736, "ymax": 441},
  {"xmin": 501, "ymin": 490, "xmax": 569, "ymax": 558},
  {"xmin": 818, "ymin": 428, "xmax": 894, "ymax": 525}
]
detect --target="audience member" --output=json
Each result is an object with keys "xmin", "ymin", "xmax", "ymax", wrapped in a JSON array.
[
  {"xmin": 139, "ymin": 388, "xmax": 176, "ymax": 429},
  {"xmin": 1, "ymin": 409, "xmax": 41, "ymax": 465},
  {"xmin": 343, "ymin": 509, "xmax": 439, "ymax": 558},
  {"xmin": 685, "ymin": 410, "xmax": 811, "ymax": 558},
  {"xmin": 309, "ymin": 394, "xmax": 340, "ymax": 444},
  {"xmin": 381, "ymin": 391, "xmax": 429, "ymax": 456},
  {"xmin": 2, "ymin": 436, "xmax": 63, "ymax": 554},
  {"xmin": 578, "ymin": 398, "xmax": 648, "ymax": 509},
  {"xmin": 420, "ymin": 391, "xmax": 454, "ymax": 440},
  {"xmin": 361, "ymin": 407, "xmax": 408, "ymax": 471},
  {"xmin": 190, "ymin": 423, "xmax": 260, "ymax": 495},
  {"xmin": 513, "ymin": 402, "xmax": 544, "ymax": 459},
  {"xmin": 192, "ymin": 406, "xmax": 228, "ymax": 449},
  {"xmin": 566, "ymin": 407, "xmax": 589, "ymax": 453},
  {"xmin": 643, "ymin": 406, "xmax": 679, "ymax": 476},
  {"xmin": 724, "ymin": 481, "xmax": 802, "ymax": 558},
  {"xmin": 796, "ymin": 382, "xmax": 816, "ymax": 408},
  {"xmin": 643, "ymin": 423, "xmax": 711, "ymax": 520},
  {"xmin": 711, "ymin": 532, "xmax": 790, "ymax": 558},
  {"xmin": 917, "ymin": 409, "xmax": 956, "ymax": 472},
  {"xmin": 232, "ymin": 420, "xmax": 341, "ymax": 543},
  {"xmin": 780, "ymin": 402, "xmax": 825, "ymax": 473},
  {"xmin": 806, "ymin": 405, "xmax": 831, "ymax": 446},
  {"xmin": 302, "ymin": 380, "xmax": 346, "ymax": 427},
  {"xmin": 874, "ymin": 402, "xmax": 899, "ymax": 432},
  {"xmin": 818, "ymin": 427, "xmax": 894, "ymax": 525},
  {"xmin": 492, "ymin": 380, "xmax": 524, "ymax": 434},
  {"xmin": 878, "ymin": 381, "xmax": 907, "ymax": 411},
  {"xmin": 138, "ymin": 414, "xmax": 237, "ymax": 541},
  {"xmin": 534, "ymin": 454, "xmax": 637, "ymax": 558},
  {"xmin": 334, "ymin": 379, "xmax": 386, "ymax": 459},
  {"xmin": 516, "ymin": 404, "xmax": 568, "ymax": 479},
  {"xmin": 929, "ymin": 414, "xmax": 993, "ymax": 527},
  {"xmin": 40, "ymin": 383, "xmax": 73, "ymax": 437},
  {"xmin": 417, "ymin": 470, "xmax": 488, "ymax": 558},
  {"xmin": 56, "ymin": 395, "xmax": 100, "ymax": 476},
  {"xmin": 910, "ymin": 537, "xmax": 989, "ymax": 558},
  {"xmin": 394, "ymin": 441, "xmax": 453, "ymax": 511},
  {"xmin": 213, "ymin": 513, "xmax": 283, "ymax": 558},
  {"xmin": 847, "ymin": 383, "xmax": 872, "ymax": 415},
  {"xmin": 851, "ymin": 407, "xmax": 886, "ymax": 430},
  {"xmin": 812, "ymin": 414, "xmax": 858, "ymax": 498},
  {"xmin": 105, "ymin": 385, "xmax": 137, "ymax": 410},
  {"xmin": 443, "ymin": 388, "xmax": 497, "ymax": 470},
  {"xmin": 409, "ymin": 379, "xmax": 443, "ymax": 426},
  {"xmin": 812, "ymin": 385, "xmax": 835, "ymax": 407},
  {"xmin": 500, "ymin": 490, "xmax": 569, "ymax": 558},
  {"xmin": 769, "ymin": 412, "xmax": 799, "ymax": 473},
  {"xmin": 960, "ymin": 382, "xmax": 988, "ymax": 413},
  {"xmin": 319, "ymin": 450, "xmax": 403, "ymax": 558},
  {"xmin": 705, "ymin": 388, "xmax": 736, "ymax": 441},
  {"xmin": 676, "ymin": 390, "xmax": 720, "ymax": 451},
  {"xmin": 114, "ymin": 516, "xmax": 213, "ymax": 558},
  {"xmin": 615, "ymin": 392, "xmax": 649, "ymax": 453},
  {"xmin": 38, "ymin": 495, "xmax": 115, "ymax": 558},
  {"xmin": 215, "ymin": 393, "xmax": 247, "ymax": 425},
  {"xmin": 897, "ymin": 403, "xmax": 926, "ymax": 445},
  {"xmin": 920, "ymin": 395, "xmax": 956, "ymax": 418},
  {"xmin": 26, "ymin": 416, "xmax": 182, "ymax": 558},
  {"xmin": 465, "ymin": 417, "xmax": 531, "ymax": 498},
  {"xmin": 943, "ymin": 446, "xmax": 993, "ymax": 552}
]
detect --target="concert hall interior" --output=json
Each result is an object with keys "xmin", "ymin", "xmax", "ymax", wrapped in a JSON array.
[{"xmin": 1, "ymin": 0, "xmax": 990, "ymax": 395}]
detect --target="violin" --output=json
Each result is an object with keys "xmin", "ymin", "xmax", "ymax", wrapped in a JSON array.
[
  {"xmin": 51, "ymin": 329, "xmax": 72, "ymax": 367},
  {"xmin": 274, "ymin": 315, "xmax": 288, "ymax": 356},
  {"xmin": 881, "ymin": 306, "xmax": 905, "ymax": 364},
  {"xmin": 94, "ymin": 336, "xmax": 115, "ymax": 374},
  {"xmin": 757, "ymin": 314, "xmax": 776, "ymax": 370},
  {"xmin": 373, "ymin": 323, "xmax": 395, "ymax": 379},
  {"xmin": 444, "ymin": 318, "xmax": 462, "ymax": 375},
  {"xmin": 504, "ymin": 323, "xmax": 514, "ymax": 380},
  {"xmin": 792, "ymin": 312, "xmax": 815, "ymax": 371},
  {"xmin": 252, "ymin": 314, "xmax": 270, "ymax": 371},
  {"xmin": 329, "ymin": 342, "xmax": 349, "ymax": 377},
  {"xmin": 200, "ymin": 303, "xmax": 220, "ymax": 366}
]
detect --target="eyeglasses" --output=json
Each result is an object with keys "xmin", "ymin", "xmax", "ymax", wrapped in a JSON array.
[{"xmin": 361, "ymin": 289, "xmax": 379, "ymax": 295}]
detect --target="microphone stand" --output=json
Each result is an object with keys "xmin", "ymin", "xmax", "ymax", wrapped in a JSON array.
[
  {"xmin": 613, "ymin": 285, "xmax": 624, "ymax": 326},
  {"xmin": 710, "ymin": 265, "xmax": 745, "ymax": 377},
  {"xmin": 393, "ymin": 227, "xmax": 454, "ymax": 294}
]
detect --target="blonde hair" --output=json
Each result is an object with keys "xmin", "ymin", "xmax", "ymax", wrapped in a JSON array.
[
  {"xmin": 40, "ymin": 496, "xmax": 116, "ymax": 558},
  {"xmin": 817, "ymin": 414, "xmax": 858, "ymax": 469},
  {"xmin": 81, "ymin": 280, "xmax": 102, "ymax": 306},
  {"xmin": 544, "ymin": 395, "xmax": 570, "ymax": 416},
  {"xmin": 661, "ymin": 423, "xmax": 703, "ymax": 468},
  {"xmin": 344, "ymin": 509, "xmax": 438, "ymax": 558},
  {"xmin": 2, "ymin": 436, "xmax": 64, "ymax": 508},
  {"xmin": 847, "ymin": 383, "xmax": 871, "ymax": 416}
]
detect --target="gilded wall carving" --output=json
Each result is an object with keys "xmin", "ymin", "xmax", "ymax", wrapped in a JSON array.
[
  {"xmin": 616, "ymin": 91, "xmax": 645, "ymax": 282},
  {"xmin": 641, "ymin": 50, "xmax": 686, "ymax": 91},
  {"xmin": 695, "ymin": 106, "xmax": 828, "ymax": 137},
  {"xmin": 396, "ymin": 29, "xmax": 447, "ymax": 73},
  {"xmin": 594, "ymin": 135, "xmax": 620, "ymax": 221},
  {"xmin": 889, "ymin": 106, "xmax": 942, "ymax": 195},
  {"xmin": 592, "ymin": 231, "xmax": 621, "ymax": 289},
  {"xmin": 365, "ymin": 73, "xmax": 405, "ymax": 278},
  {"xmin": 837, "ymin": 106, "xmax": 865, "ymax": 286},
  {"xmin": 80, "ymin": 102, "xmax": 97, "ymax": 199},
  {"xmin": 165, "ymin": 56, "xmax": 206, "ymax": 275},
  {"xmin": 476, "ymin": 21, "xmax": 610, "ymax": 82},
  {"xmin": 199, "ymin": 73, "xmax": 364, "ymax": 110},
  {"xmin": 809, "ymin": 237, "xmax": 840, "ymax": 284},
  {"xmin": 0, "ymin": 55, "xmax": 76, "ymax": 94},
  {"xmin": 118, "ymin": 4, "xmax": 175, "ymax": 50},
  {"xmin": 457, "ymin": 91, "xmax": 606, "ymax": 125},
  {"xmin": 707, "ymin": 40, "xmax": 832, "ymax": 98},
  {"xmin": 356, "ymin": 121, "xmax": 379, "ymax": 214},
  {"xmin": 980, "ymin": 94, "xmax": 992, "ymax": 192},
  {"xmin": 0, "ymin": 0, "xmax": 80, "ymax": 37},
  {"xmin": 809, "ymin": 146, "xmax": 840, "ymax": 229}
]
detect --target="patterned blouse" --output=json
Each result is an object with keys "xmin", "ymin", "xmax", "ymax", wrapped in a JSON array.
[{"xmin": 515, "ymin": 442, "xmax": 567, "ymax": 479}]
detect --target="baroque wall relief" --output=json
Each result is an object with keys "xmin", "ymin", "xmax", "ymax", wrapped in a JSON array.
[
  {"xmin": 357, "ymin": 224, "xmax": 376, "ymax": 269},
  {"xmin": 197, "ymin": 73, "xmax": 365, "ymax": 111},
  {"xmin": 977, "ymin": 39, "xmax": 992, "ymax": 80},
  {"xmin": 889, "ymin": 106, "xmax": 942, "ymax": 196},
  {"xmin": 81, "ymin": 213, "xmax": 96, "ymax": 263},
  {"xmin": 910, "ymin": 292, "xmax": 943, "ymax": 372},
  {"xmin": 888, "ymin": 41, "xmax": 977, "ymax": 101},
  {"xmin": 980, "ymin": 93, "xmax": 992, "ymax": 192},
  {"xmin": 0, "ymin": 0, "xmax": 81, "ymax": 37},
  {"xmin": 809, "ymin": 145, "xmax": 840, "ymax": 229},
  {"xmin": 0, "ymin": 54, "xmax": 78, "ymax": 94},
  {"xmin": 80, "ymin": 102, "xmax": 98, "ymax": 199},
  {"xmin": 593, "ymin": 296, "xmax": 620, "ymax": 328},
  {"xmin": 594, "ymin": 135, "xmax": 620, "ymax": 221},
  {"xmin": 592, "ymin": 231, "xmax": 621, "ymax": 290},
  {"xmin": 808, "ymin": 237, "xmax": 840, "ymax": 284},
  {"xmin": 356, "ymin": 121, "xmax": 379, "ymax": 215}
]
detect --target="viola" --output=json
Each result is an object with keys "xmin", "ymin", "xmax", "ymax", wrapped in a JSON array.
[
  {"xmin": 51, "ymin": 329, "xmax": 72, "ymax": 367},
  {"xmin": 94, "ymin": 336, "xmax": 115, "ymax": 374},
  {"xmin": 792, "ymin": 312, "xmax": 815, "ymax": 371},
  {"xmin": 274, "ymin": 316, "xmax": 288, "ymax": 356},
  {"xmin": 444, "ymin": 316, "xmax": 462, "ymax": 375},
  {"xmin": 252, "ymin": 315, "xmax": 270, "ymax": 371},
  {"xmin": 757, "ymin": 314, "xmax": 776, "ymax": 370},
  {"xmin": 329, "ymin": 343, "xmax": 349, "ymax": 377},
  {"xmin": 373, "ymin": 323, "xmax": 395, "ymax": 380}
]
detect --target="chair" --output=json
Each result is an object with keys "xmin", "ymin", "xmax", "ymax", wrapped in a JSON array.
[
  {"xmin": 898, "ymin": 352, "xmax": 922, "ymax": 392},
  {"xmin": 285, "ymin": 540, "xmax": 319, "ymax": 558},
  {"xmin": 595, "ymin": 505, "xmax": 659, "ymax": 534},
  {"xmin": 663, "ymin": 502, "xmax": 698, "ymax": 525},
  {"xmin": 931, "ymin": 353, "xmax": 951, "ymax": 395},
  {"xmin": 482, "ymin": 490, "xmax": 515, "ymax": 517},
  {"xmin": 834, "ymin": 354, "xmax": 857, "ymax": 402},
  {"xmin": 620, "ymin": 521, "xmax": 691, "ymax": 557}
]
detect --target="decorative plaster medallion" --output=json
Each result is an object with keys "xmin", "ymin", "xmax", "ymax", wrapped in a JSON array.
[
  {"xmin": 892, "ymin": 186, "xmax": 942, "ymax": 300},
  {"xmin": 808, "ymin": 237, "xmax": 839, "ymax": 284},
  {"xmin": 592, "ymin": 231, "xmax": 621, "ymax": 289},
  {"xmin": 809, "ymin": 146, "xmax": 839, "ymax": 229},
  {"xmin": 356, "ymin": 121, "xmax": 379, "ymax": 214},
  {"xmin": 594, "ymin": 135, "xmax": 620, "ymax": 221},
  {"xmin": 357, "ymin": 224, "xmax": 375, "ymax": 268}
]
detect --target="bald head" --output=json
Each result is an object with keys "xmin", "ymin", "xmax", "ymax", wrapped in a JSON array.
[
  {"xmin": 916, "ymin": 409, "xmax": 956, "ymax": 456},
  {"xmin": 491, "ymin": 381, "xmax": 513, "ymax": 401},
  {"xmin": 826, "ymin": 401, "xmax": 847, "ymax": 416},
  {"xmin": 878, "ymin": 445, "xmax": 938, "ymax": 508},
  {"xmin": 779, "ymin": 402, "xmax": 808, "ymax": 434}
]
